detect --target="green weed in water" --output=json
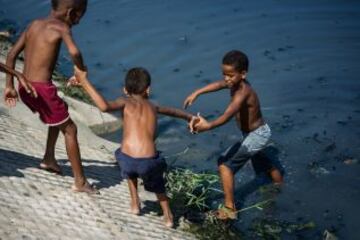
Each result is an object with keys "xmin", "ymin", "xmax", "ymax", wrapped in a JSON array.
[
  {"xmin": 250, "ymin": 218, "xmax": 316, "ymax": 239},
  {"xmin": 166, "ymin": 167, "xmax": 221, "ymax": 211},
  {"xmin": 165, "ymin": 168, "xmax": 278, "ymax": 239}
]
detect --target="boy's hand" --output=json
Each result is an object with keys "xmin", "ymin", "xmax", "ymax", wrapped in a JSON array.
[
  {"xmin": 188, "ymin": 115, "xmax": 200, "ymax": 134},
  {"xmin": 193, "ymin": 113, "xmax": 211, "ymax": 133},
  {"xmin": 3, "ymin": 87, "xmax": 18, "ymax": 108},
  {"xmin": 183, "ymin": 92, "xmax": 198, "ymax": 109},
  {"xmin": 66, "ymin": 76, "xmax": 81, "ymax": 87},
  {"xmin": 72, "ymin": 65, "xmax": 88, "ymax": 86},
  {"xmin": 17, "ymin": 75, "xmax": 37, "ymax": 98}
]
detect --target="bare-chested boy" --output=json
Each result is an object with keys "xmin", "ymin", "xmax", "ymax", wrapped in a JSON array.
[
  {"xmin": 0, "ymin": 62, "xmax": 37, "ymax": 98},
  {"xmin": 73, "ymin": 66, "xmax": 197, "ymax": 227},
  {"xmin": 3, "ymin": 0, "xmax": 97, "ymax": 193},
  {"xmin": 184, "ymin": 50, "xmax": 283, "ymax": 220}
]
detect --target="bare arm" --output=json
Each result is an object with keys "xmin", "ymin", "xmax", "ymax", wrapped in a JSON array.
[
  {"xmin": 183, "ymin": 80, "xmax": 227, "ymax": 108},
  {"xmin": 156, "ymin": 105, "xmax": 195, "ymax": 122},
  {"xmin": 0, "ymin": 62, "xmax": 22, "ymax": 79},
  {"xmin": 195, "ymin": 92, "xmax": 246, "ymax": 132},
  {"xmin": 74, "ymin": 66, "xmax": 125, "ymax": 112},
  {"xmin": 6, "ymin": 30, "xmax": 26, "ymax": 88},
  {"xmin": 0, "ymin": 63, "xmax": 37, "ymax": 97},
  {"xmin": 62, "ymin": 28, "xmax": 86, "ymax": 71}
]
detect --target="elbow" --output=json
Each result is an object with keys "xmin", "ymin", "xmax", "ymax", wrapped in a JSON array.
[
  {"xmin": 70, "ymin": 49, "xmax": 81, "ymax": 61},
  {"xmin": 6, "ymin": 50, "xmax": 17, "ymax": 64}
]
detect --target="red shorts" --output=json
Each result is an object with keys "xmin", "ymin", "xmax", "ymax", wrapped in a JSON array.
[{"xmin": 19, "ymin": 81, "xmax": 70, "ymax": 126}]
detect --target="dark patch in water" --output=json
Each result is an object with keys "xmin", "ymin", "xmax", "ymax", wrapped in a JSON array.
[
  {"xmin": 95, "ymin": 62, "xmax": 103, "ymax": 68},
  {"xmin": 324, "ymin": 143, "xmax": 336, "ymax": 153},
  {"xmin": 336, "ymin": 120, "xmax": 347, "ymax": 126},
  {"xmin": 201, "ymin": 79, "xmax": 211, "ymax": 84}
]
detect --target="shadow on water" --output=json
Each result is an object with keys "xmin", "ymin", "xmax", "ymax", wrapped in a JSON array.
[{"xmin": 0, "ymin": 148, "xmax": 123, "ymax": 189}]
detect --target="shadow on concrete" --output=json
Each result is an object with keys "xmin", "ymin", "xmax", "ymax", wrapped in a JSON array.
[{"xmin": 0, "ymin": 148, "xmax": 123, "ymax": 189}]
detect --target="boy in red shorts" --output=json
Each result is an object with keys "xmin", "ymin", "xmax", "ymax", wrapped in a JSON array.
[{"xmin": 3, "ymin": 0, "xmax": 97, "ymax": 193}]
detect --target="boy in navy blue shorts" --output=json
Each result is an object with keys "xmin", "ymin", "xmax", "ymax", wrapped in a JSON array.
[{"xmin": 74, "ymin": 66, "xmax": 197, "ymax": 227}]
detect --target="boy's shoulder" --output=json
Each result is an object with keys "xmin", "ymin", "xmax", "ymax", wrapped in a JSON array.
[
  {"xmin": 231, "ymin": 81, "xmax": 257, "ymax": 99},
  {"xmin": 27, "ymin": 17, "xmax": 69, "ymax": 34}
]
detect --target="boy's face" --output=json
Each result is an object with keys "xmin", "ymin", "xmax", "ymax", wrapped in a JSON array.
[{"xmin": 222, "ymin": 64, "xmax": 246, "ymax": 88}]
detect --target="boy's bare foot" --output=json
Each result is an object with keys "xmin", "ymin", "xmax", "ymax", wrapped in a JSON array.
[
  {"xmin": 156, "ymin": 193, "xmax": 173, "ymax": 227},
  {"xmin": 164, "ymin": 213, "xmax": 174, "ymax": 228},
  {"xmin": 39, "ymin": 161, "xmax": 62, "ymax": 175},
  {"xmin": 214, "ymin": 206, "xmax": 237, "ymax": 220},
  {"xmin": 130, "ymin": 201, "xmax": 141, "ymax": 215},
  {"xmin": 72, "ymin": 181, "xmax": 99, "ymax": 194},
  {"xmin": 269, "ymin": 168, "xmax": 283, "ymax": 185}
]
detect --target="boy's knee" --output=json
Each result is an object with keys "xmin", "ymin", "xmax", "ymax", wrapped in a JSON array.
[
  {"xmin": 218, "ymin": 163, "xmax": 233, "ymax": 174},
  {"xmin": 60, "ymin": 120, "xmax": 77, "ymax": 135},
  {"xmin": 67, "ymin": 123, "xmax": 77, "ymax": 135}
]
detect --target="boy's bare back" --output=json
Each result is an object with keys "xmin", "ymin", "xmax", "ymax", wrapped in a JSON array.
[
  {"xmin": 21, "ymin": 18, "xmax": 69, "ymax": 82},
  {"xmin": 7, "ymin": 0, "xmax": 86, "ymax": 88},
  {"xmin": 121, "ymin": 97, "xmax": 158, "ymax": 158},
  {"xmin": 73, "ymin": 66, "xmax": 195, "ymax": 159}
]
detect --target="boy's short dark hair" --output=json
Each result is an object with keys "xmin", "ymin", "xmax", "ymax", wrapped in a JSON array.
[
  {"xmin": 51, "ymin": 0, "xmax": 88, "ymax": 10},
  {"xmin": 222, "ymin": 50, "xmax": 249, "ymax": 72},
  {"xmin": 125, "ymin": 67, "xmax": 151, "ymax": 95}
]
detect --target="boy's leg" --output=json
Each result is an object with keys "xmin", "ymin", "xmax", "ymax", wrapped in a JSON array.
[
  {"xmin": 127, "ymin": 178, "xmax": 140, "ymax": 215},
  {"xmin": 40, "ymin": 126, "xmax": 61, "ymax": 174},
  {"xmin": 155, "ymin": 193, "xmax": 173, "ymax": 228},
  {"xmin": 58, "ymin": 119, "xmax": 97, "ymax": 193},
  {"xmin": 218, "ymin": 164, "xmax": 236, "ymax": 210}
]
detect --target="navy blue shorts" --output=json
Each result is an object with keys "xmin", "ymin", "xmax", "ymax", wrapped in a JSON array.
[{"xmin": 115, "ymin": 149, "xmax": 167, "ymax": 194}]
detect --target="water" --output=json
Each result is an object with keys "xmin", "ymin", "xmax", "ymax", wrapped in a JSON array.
[{"xmin": 1, "ymin": 0, "xmax": 360, "ymax": 238}]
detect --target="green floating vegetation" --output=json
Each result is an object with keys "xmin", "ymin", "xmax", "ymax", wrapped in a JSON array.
[
  {"xmin": 185, "ymin": 215, "xmax": 243, "ymax": 240},
  {"xmin": 165, "ymin": 168, "xmax": 273, "ymax": 239},
  {"xmin": 165, "ymin": 168, "xmax": 242, "ymax": 239},
  {"xmin": 165, "ymin": 167, "xmax": 221, "ymax": 211},
  {"xmin": 52, "ymin": 70, "xmax": 93, "ymax": 104},
  {"xmin": 165, "ymin": 168, "xmax": 316, "ymax": 239},
  {"xmin": 250, "ymin": 218, "xmax": 316, "ymax": 240},
  {"xmin": 165, "ymin": 168, "xmax": 242, "ymax": 238}
]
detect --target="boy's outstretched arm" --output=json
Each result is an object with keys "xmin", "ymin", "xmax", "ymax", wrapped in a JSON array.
[
  {"xmin": 156, "ymin": 106, "xmax": 195, "ymax": 122},
  {"xmin": 183, "ymin": 80, "xmax": 227, "ymax": 109},
  {"xmin": 0, "ymin": 63, "xmax": 37, "ymax": 98},
  {"xmin": 156, "ymin": 106, "xmax": 200, "ymax": 133},
  {"xmin": 195, "ymin": 92, "xmax": 245, "ymax": 133},
  {"xmin": 74, "ymin": 66, "xmax": 125, "ymax": 112},
  {"xmin": 62, "ymin": 27, "xmax": 86, "ymax": 71}
]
